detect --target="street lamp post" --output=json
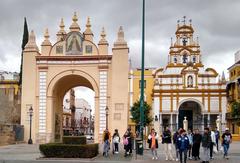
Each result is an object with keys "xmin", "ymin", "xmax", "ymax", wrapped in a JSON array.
[
  {"xmin": 105, "ymin": 106, "xmax": 109, "ymax": 129},
  {"xmin": 28, "ymin": 106, "xmax": 33, "ymax": 144},
  {"xmin": 139, "ymin": 0, "xmax": 145, "ymax": 153}
]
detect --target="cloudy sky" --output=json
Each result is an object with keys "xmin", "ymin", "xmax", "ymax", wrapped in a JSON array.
[{"xmin": 1, "ymin": 0, "xmax": 240, "ymax": 76}]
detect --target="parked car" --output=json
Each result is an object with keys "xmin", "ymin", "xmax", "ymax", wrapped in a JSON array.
[{"xmin": 86, "ymin": 134, "xmax": 94, "ymax": 140}]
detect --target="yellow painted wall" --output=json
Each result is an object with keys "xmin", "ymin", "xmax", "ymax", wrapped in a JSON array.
[
  {"xmin": 128, "ymin": 69, "xmax": 154, "ymax": 129},
  {"xmin": 227, "ymin": 65, "xmax": 240, "ymax": 140}
]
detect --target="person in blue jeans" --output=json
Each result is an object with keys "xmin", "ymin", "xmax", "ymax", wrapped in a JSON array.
[
  {"xmin": 177, "ymin": 129, "xmax": 189, "ymax": 163},
  {"xmin": 221, "ymin": 128, "xmax": 232, "ymax": 159}
]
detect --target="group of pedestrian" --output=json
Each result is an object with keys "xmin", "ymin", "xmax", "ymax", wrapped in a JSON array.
[
  {"xmin": 102, "ymin": 127, "xmax": 133, "ymax": 157},
  {"xmin": 102, "ymin": 126, "xmax": 232, "ymax": 163}
]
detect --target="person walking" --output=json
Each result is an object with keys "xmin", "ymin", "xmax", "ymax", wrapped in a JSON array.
[
  {"xmin": 210, "ymin": 127, "xmax": 216, "ymax": 159},
  {"xmin": 192, "ymin": 129, "xmax": 202, "ymax": 160},
  {"xmin": 201, "ymin": 127, "xmax": 212, "ymax": 163},
  {"xmin": 102, "ymin": 129, "xmax": 111, "ymax": 157},
  {"xmin": 112, "ymin": 129, "xmax": 120, "ymax": 154},
  {"xmin": 221, "ymin": 128, "xmax": 232, "ymax": 159},
  {"xmin": 148, "ymin": 128, "xmax": 159, "ymax": 160},
  {"xmin": 215, "ymin": 127, "xmax": 220, "ymax": 151},
  {"xmin": 187, "ymin": 129, "xmax": 193, "ymax": 160},
  {"xmin": 177, "ymin": 129, "xmax": 189, "ymax": 163},
  {"xmin": 173, "ymin": 128, "xmax": 182, "ymax": 161},
  {"xmin": 123, "ymin": 127, "xmax": 133, "ymax": 157},
  {"xmin": 162, "ymin": 126, "xmax": 174, "ymax": 161}
]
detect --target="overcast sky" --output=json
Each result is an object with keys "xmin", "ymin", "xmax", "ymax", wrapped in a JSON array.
[{"xmin": 1, "ymin": 0, "xmax": 239, "ymax": 77}]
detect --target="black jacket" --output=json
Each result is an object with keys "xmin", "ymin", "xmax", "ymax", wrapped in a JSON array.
[
  {"xmin": 162, "ymin": 130, "xmax": 172, "ymax": 144},
  {"xmin": 193, "ymin": 133, "xmax": 202, "ymax": 144},
  {"xmin": 202, "ymin": 132, "xmax": 211, "ymax": 148}
]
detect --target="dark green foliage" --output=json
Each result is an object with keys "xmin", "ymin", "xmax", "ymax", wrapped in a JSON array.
[
  {"xmin": 39, "ymin": 143, "xmax": 98, "ymax": 158},
  {"xmin": 130, "ymin": 100, "xmax": 153, "ymax": 127},
  {"xmin": 231, "ymin": 101, "xmax": 240, "ymax": 118},
  {"xmin": 62, "ymin": 136, "xmax": 86, "ymax": 145},
  {"xmin": 19, "ymin": 17, "xmax": 29, "ymax": 86}
]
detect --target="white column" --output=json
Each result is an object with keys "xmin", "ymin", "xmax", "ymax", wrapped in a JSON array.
[
  {"xmin": 154, "ymin": 97, "xmax": 160, "ymax": 133},
  {"xmin": 170, "ymin": 114, "xmax": 173, "ymax": 131},
  {"xmin": 207, "ymin": 114, "xmax": 210, "ymax": 127},
  {"xmin": 176, "ymin": 114, "xmax": 179, "ymax": 130},
  {"xmin": 202, "ymin": 114, "xmax": 205, "ymax": 132},
  {"xmin": 99, "ymin": 70, "xmax": 108, "ymax": 134},
  {"xmin": 38, "ymin": 71, "xmax": 47, "ymax": 143},
  {"xmin": 159, "ymin": 113, "xmax": 162, "ymax": 133}
]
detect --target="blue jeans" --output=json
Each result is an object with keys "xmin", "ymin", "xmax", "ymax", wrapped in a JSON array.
[{"xmin": 223, "ymin": 144, "xmax": 230, "ymax": 156}]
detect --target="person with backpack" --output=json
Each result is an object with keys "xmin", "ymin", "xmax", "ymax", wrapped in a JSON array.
[
  {"xmin": 201, "ymin": 127, "xmax": 212, "ymax": 163},
  {"xmin": 221, "ymin": 128, "xmax": 232, "ymax": 159},
  {"xmin": 177, "ymin": 129, "xmax": 189, "ymax": 163},
  {"xmin": 123, "ymin": 127, "xmax": 133, "ymax": 157},
  {"xmin": 112, "ymin": 129, "xmax": 120, "ymax": 154},
  {"xmin": 162, "ymin": 126, "xmax": 174, "ymax": 161},
  {"xmin": 102, "ymin": 129, "xmax": 111, "ymax": 157},
  {"xmin": 148, "ymin": 128, "xmax": 159, "ymax": 160},
  {"xmin": 173, "ymin": 128, "xmax": 182, "ymax": 161}
]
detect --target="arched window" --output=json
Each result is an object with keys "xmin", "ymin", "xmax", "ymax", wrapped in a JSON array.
[{"xmin": 187, "ymin": 75, "xmax": 193, "ymax": 87}]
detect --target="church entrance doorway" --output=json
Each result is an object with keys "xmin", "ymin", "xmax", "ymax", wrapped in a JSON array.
[{"xmin": 178, "ymin": 101, "xmax": 202, "ymax": 130}]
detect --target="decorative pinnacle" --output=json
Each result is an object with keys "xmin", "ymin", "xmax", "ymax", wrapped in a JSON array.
[
  {"xmin": 189, "ymin": 19, "xmax": 192, "ymax": 25},
  {"xmin": 44, "ymin": 28, "xmax": 49, "ymax": 40},
  {"xmin": 86, "ymin": 17, "xmax": 91, "ymax": 28},
  {"xmin": 171, "ymin": 37, "xmax": 173, "ymax": 46},
  {"xmin": 182, "ymin": 16, "xmax": 186, "ymax": 24},
  {"xmin": 101, "ymin": 27, "xmax": 106, "ymax": 39},
  {"xmin": 60, "ymin": 18, "xmax": 65, "ymax": 30},
  {"xmin": 70, "ymin": 12, "xmax": 80, "ymax": 31},
  {"xmin": 72, "ymin": 11, "xmax": 78, "ymax": 23}
]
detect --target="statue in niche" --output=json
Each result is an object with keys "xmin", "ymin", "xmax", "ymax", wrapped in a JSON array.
[
  {"xmin": 187, "ymin": 75, "xmax": 193, "ymax": 87},
  {"xmin": 66, "ymin": 33, "xmax": 83, "ymax": 54},
  {"xmin": 183, "ymin": 54, "xmax": 188, "ymax": 63}
]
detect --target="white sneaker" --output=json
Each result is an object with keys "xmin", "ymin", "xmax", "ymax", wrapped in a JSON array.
[
  {"xmin": 166, "ymin": 158, "xmax": 169, "ymax": 161},
  {"xmin": 155, "ymin": 157, "xmax": 158, "ymax": 160},
  {"xmin": 176, "ymin": 158, "xmax": 179, "ymax": 161},
  {"xmin": 152, "ymin": 157, "xmax": 155, "ymax": 160}
]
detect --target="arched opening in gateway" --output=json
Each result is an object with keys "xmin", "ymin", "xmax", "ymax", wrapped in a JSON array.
[
  {"xmin": 51, "ymin": 74, "xmax": 96, "ymax": 142},
  {"xmin": 62, "ymin": 86, "xmax": 95, "ymax": 138},
  {"xmin": 178, "ymin": 101, "xmax": 202, "ymax": 130}
]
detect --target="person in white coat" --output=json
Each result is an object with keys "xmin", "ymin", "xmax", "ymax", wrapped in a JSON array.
[{"xmin": 210, "ymin": 128, "xmax": 216, "ymax": 159}]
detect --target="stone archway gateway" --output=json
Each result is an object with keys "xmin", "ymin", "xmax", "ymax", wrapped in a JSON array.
[{"xmin": 21, "ymin": 13, "xmax": 129, "ymax": 143}]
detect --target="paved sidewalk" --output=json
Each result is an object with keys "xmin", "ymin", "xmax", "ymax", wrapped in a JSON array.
[{"xmin": 0, "ymin": 141, "xmax": 240, "ymax": 162}]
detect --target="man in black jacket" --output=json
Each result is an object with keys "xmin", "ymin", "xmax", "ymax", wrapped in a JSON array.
[
  {"xmin": 162, "ymin": 126, "xmax": 174, "ymax": 161},
  {"xmin": 192, "ymin": 129, "xmax": 202, "ymax": 160},
  {"xmin": 201, "ymin": 127, "xmax": 212, "ymax": 163}
]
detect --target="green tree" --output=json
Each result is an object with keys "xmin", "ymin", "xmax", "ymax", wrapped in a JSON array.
[
  {"xmin": 19, "ymin": 17, "xmax": 29, "ymax": 86},
  {"xmin": 130, "ymin": 100, "xmax": 153, "ymax": 127},
  {"xmin": 231, "ymin": 101, "xmax": 240, "ymax": 118}
]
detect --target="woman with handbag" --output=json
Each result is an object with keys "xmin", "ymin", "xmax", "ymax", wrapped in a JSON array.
[
  {"xmin": 112, "ymin": 129, "xmax": 120, "ymax": 154},
  {"xmin": 148, "ymin": 128, "xmax": 159, "ymax": 160}
]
